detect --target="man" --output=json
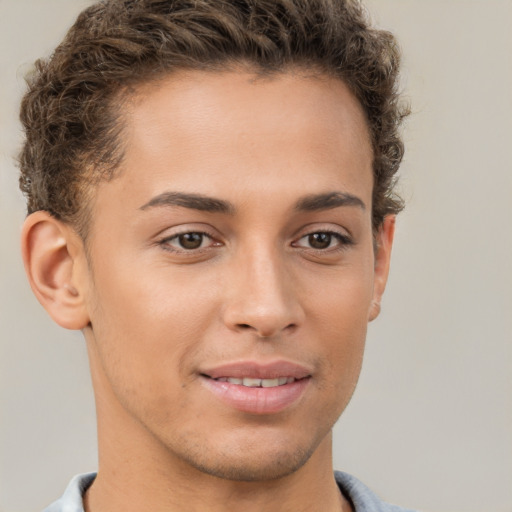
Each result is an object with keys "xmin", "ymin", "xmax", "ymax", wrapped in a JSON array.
[{"xmin": 19, "ymin": 0, "xmax": 412, "ymax": 510}]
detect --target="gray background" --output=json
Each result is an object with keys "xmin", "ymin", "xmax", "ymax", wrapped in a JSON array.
[{"xmin": 1, "ymin": 1, "xmax": 511, "ymax": 511}]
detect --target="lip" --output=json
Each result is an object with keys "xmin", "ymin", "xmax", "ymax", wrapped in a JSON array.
[
  {"xmin": 199, "ymin": 360, "xmax": 312, "ymax": 415},
  {"xmin": 201, "ymin": 360, "xmax": 312, "ymax": 380}
]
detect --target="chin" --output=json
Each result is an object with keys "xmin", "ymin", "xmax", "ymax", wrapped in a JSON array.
[
  {"xmin": 186, "ymin": 446, "xmax": 314, "ymax": 482},
  {"xmin": 170, "ymin": 429, "xmax": 320, "ymax": 482}
]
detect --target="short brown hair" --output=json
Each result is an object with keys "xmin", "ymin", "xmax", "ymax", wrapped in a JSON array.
[{"xmin": 19, "ymin": 0, "xmax": 408, "ymax": 237}]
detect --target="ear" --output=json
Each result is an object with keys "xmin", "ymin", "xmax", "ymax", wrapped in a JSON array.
[
  {"xmin": 21, "ymin": 211, "xmax": 90, "ymax": 330},
  {"xmin": 368, "ymin": 215, "xmax": 395, "ymax": 322}
]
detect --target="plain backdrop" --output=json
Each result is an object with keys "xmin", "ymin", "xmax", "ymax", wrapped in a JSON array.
[{"xmin": 1, "ymin": 1, "xmax": 511, "ymax": 511}]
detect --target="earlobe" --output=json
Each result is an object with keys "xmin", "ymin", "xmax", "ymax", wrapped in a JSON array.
[
  {"xmin": 368, "ymin": 215, "xmax": 395, "ymax": 322},
  {"xmin": 21, "ymin": 211, "xmax": 90, "ymax": 330}
]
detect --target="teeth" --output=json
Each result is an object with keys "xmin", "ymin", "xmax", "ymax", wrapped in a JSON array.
[
  {"xmin": 242, "ymin": 378, "xmax": 262, "ymax": 387},
  {"xmin": 220, "ymin": 377, "xmax": 296, "ymax": 387}
]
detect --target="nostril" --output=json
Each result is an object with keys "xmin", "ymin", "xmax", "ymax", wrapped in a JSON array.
[{"xmin": 235, "ymin": 322, "xmax": 298, "ymax": 337}]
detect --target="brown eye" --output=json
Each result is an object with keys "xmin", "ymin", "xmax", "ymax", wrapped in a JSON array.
[
  {"xmin": 160, "ymin": 230, "xmax": 222, "ymax": 255},
  {"xmin": 292, "ymin": 230, "xmax": 353, "ymax": 252},
  {"xmin": 308, "ymin": 233, "xmax": 332, "ymax": 249},
  {"xmin": 177, "ymin": 232, "xmax": 204, "ymax": 249}
]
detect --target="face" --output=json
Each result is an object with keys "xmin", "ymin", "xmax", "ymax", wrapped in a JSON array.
[{"xmin": 80, "ymin": 70, "xmax": 391, "ymax": 482}]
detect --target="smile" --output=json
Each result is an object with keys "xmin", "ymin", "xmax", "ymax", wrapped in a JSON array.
[
  {"xmin": 199, "ymin": 361, "xmax": 312, "ymax": 414},
  {"xmin": 212, "ymin": 377, "xmax": 297, "ymax": 387}
]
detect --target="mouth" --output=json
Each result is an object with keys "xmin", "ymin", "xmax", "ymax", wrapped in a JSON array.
[
  {"xmin": 201, "ymin": 360, "xmax": 312, "ymax": 381},
  {"xmin": 199, "ymin": 361, "xmax": 312, "ymax": 414},
  {"xmin": 207, "ymin": 376, "xmax": 299, "ymax": 388}
]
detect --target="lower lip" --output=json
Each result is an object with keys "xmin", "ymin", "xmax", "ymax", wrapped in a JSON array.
[{"xmin": 201, "ymin": 377, "xmax": 310, "ymax": 415}]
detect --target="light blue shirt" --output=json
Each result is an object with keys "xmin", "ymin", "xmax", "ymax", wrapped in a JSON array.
[{"xmin": 42, "ymin": 471, "xmax": 417, "ymax": 512}]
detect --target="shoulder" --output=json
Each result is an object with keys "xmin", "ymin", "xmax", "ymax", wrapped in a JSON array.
[
  {"xmin": 335, "ymin": 471, "xmax": 418, "ymax": 512},
  {"xmin": 42, "ymin": 473, "xmax": 96, "ymax": 512}
]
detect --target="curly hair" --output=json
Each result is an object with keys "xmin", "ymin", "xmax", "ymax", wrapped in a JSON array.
[{"xmin": 19, "ymin": 0, "xmax": 408, "ymax": 237}]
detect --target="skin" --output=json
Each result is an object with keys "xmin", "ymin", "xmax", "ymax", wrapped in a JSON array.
[{"xmin": 22, "ymin": 69, "xmax": 395, "ymax": 512}]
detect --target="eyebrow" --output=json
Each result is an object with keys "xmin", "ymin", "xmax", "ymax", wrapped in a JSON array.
[
  {"xmin": 139, "ymin": 192, "xmax": 235, "ymax": 214},
  {"xmin": 295, "ymin": 192, "xmax": 366, "ymax": 212},
  {"xmin": 139, "ymin": 190, "xmax": 365, "ymax": 214}
]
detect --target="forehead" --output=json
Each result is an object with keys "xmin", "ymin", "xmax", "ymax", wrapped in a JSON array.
[
  {"xmin": 90, "ymin": 70, "xmax": 373, "ymax": 228},
  {"xmin": 126, "ymin": 69, "xmax": 371, "ymax": 169}
]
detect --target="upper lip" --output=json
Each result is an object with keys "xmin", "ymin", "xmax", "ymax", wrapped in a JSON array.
[{"xmin": 200, "ymin": 360, "xmax": 312, "ymax": 380}]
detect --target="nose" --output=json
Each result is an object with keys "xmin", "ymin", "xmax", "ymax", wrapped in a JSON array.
[{"xmin": 221, "ymin": 247, "xmax": 304, "ymax": 338}]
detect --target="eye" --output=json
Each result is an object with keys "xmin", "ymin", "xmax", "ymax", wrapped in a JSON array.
[
  {"xmin": 161, "ymin": 231, "xmax": 216, "ymax": 251},
  {"xmin": 293, "ymin": 231, "xmax": 352, "ymax": 251}
]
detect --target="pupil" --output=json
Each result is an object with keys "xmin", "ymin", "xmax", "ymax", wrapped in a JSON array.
[
  {"xmin": 309, "ymin": 233, "xmax": 331, "ymax": 249},
  {"xmin": 179, "ymin": 233, "xmax": 203, "ymax": 249}
]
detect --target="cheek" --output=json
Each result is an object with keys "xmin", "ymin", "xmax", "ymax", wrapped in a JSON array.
[
  {"xmin": 304, "ymin": 267, "xmax": 373, "ymax": 390},
  {"xmin": 306, "ymin": 261, "xmax": 374, "ymax": 329},
  {"xmin": 85, "ymin": 255, "xmax": 221, "ymax": 389},
  {"xmin": 89, "ymin": 249, "xmax": 215, "ymax": 335}
]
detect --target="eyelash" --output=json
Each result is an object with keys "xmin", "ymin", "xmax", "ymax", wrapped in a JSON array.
[
  {"xmin": 158, "ymin": 229, "xmax": 353, "ymax": 254},
  {"xmin": 292, "ymin": 230, "xmax": 354, "ymax": 252},
  {"xmin": 159, "ymin": 230, "xmax": 219, "ymax": 253}
]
